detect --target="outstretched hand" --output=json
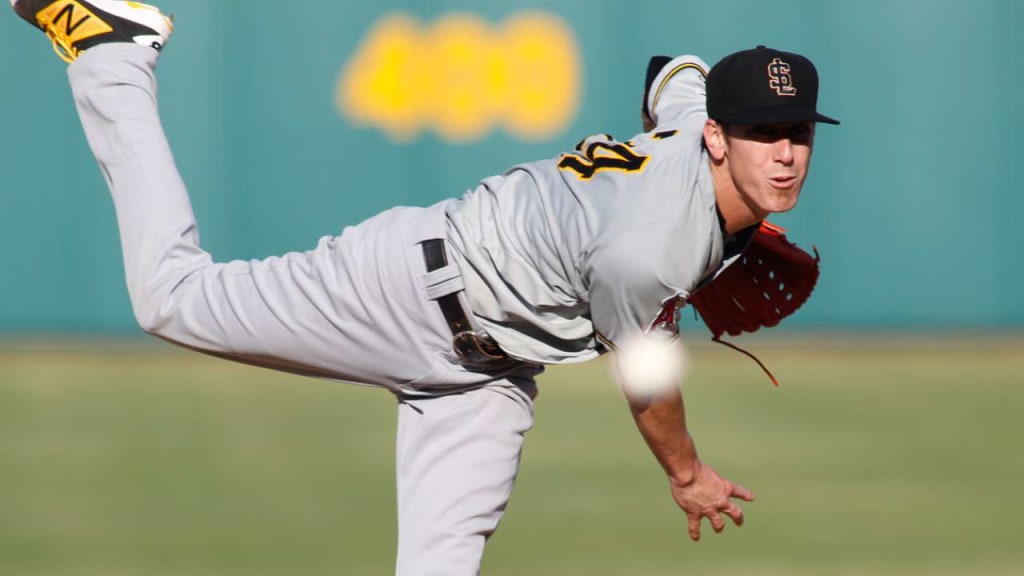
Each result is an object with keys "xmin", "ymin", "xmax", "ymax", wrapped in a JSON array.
[{"xmin": 669, "ymin": 461, "xmax": 754, "ymax": 541}]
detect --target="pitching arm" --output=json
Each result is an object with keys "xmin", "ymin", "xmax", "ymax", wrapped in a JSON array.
[
  {"xmin": 625, "ymin": 385, "xmax": 698, "ymax": 481},
  {"xmin": 624, "ymin": 383, "xmax": 755, "ymax": 541},
  {"xmin": 589, "ymin": 242, "xmax": 755, "ymax": 541},
  {"xmin": 642, "ymin": 54, "xmax": 710, "ymax": 130}
]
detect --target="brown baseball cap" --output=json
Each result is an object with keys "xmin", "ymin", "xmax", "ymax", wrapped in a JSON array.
[{"xmin": 707, "ymin": 45, "xmax": 839, "ymax": 125}]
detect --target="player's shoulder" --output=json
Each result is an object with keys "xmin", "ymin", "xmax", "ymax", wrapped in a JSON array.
[
  {"xmin": 647, "ymin": 55, "xmax": 710, "ymax": 103},
  {"xmin": 627, "ymin": 119, "xmax": 708, "ymax": 185},
  {"xmin": 559, "ymin": 127, "xmax": 701, "ymax": 165},
  {"xmin": 645, "ymin": 54, "xmax": 710, "ymax": 129},
  {"xmin": 630, "ymin": 123, "xmax": 702, "ymax": 150}
]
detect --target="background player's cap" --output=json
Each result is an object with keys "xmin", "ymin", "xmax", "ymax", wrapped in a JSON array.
[{"xmin": 707, "ymin": 45, "xmax": 840, "ymax": 125}]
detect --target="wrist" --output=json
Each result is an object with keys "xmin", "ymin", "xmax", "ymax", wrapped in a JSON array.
[{"xmin": 666, "ymin": 436, "xmax": 700, "ymax": 486}]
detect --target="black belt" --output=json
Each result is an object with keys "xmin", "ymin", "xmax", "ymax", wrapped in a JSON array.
[{"xmin": 422, "ymin": 239, "xmax": 509, "ymax": 364}]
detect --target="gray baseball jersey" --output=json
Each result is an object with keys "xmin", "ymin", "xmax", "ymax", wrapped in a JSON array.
[
  {"xmin": 63, "ymin": 41, "xmax": 738, "ymax": 576},
  {"xmin": 447, "ymin": 55, "xmax": 754, "ymax": 364}
]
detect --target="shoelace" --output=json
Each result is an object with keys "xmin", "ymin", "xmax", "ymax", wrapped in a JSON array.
[{"xmin": 43, "ymin": 20, "xmax": 79, "ymax": 63}]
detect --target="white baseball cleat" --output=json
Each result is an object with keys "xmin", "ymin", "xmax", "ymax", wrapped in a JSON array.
[{"xmin": 11, "ymin": 0, "xmax": 173, "ymax": 63}]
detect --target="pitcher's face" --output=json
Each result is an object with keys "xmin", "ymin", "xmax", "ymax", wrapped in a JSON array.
[{"xmin": 724, "ymin": 122, "xmax": 815, "ymax": 215}]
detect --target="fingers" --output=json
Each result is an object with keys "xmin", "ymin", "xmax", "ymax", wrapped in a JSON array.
[
  {"xmin": 730, "ymin": 482, "xmax": 755, "ymax": 502},
  {"xmin": 688, "ymin": 500, "xmax": 748, "ymax": 541},
  {"xmin": 688, "ymin": 508, "xmax": 739, "ymax": 541},
  {"xmin": 722, "ymin": 502, "xmax": 744, "ymax": 527},
  {"xmin": 677, "ymin": 470, "xmax": 755, "ymax": 542},
  {"xmin": 688, "ymin": 514, "xmax": 701, "ymax": 541},
  {"xmin": 709, "ymin": 512, "xmax": 726, "ymax": 533}
]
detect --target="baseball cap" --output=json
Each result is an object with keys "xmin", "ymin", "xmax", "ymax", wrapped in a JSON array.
[{"xmin": 706, "ymin": 45, "xmax": 839, "ymax": 125}]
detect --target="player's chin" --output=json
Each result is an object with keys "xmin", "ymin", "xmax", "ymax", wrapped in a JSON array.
[{"xmin": 762, "ymin": 187, "xmax": 801, "ymax": 214}]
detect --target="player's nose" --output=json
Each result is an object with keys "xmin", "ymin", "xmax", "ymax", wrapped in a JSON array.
[{"xmin": 773, "ymin": 138, "xmax": 795, "ymax": 165}]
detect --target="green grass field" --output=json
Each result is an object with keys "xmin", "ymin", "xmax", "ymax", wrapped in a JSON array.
[{"xmin": 1, "ymin": 335, "xmax": 1022, "ymax": 575}]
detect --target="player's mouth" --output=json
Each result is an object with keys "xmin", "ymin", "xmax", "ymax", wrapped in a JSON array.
[{"xmin": 769, "ymin": 175, "xmax": 798, "ymax": 189}]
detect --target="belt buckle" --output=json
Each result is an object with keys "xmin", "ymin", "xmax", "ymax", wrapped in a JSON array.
[{"xmin": 452, "ymin": 331, "xmax": 508, "ymax": 364}]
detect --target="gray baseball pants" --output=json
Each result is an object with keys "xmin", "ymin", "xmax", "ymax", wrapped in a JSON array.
[{"xmin": 68, "ymin": 45, "xmax": 539, "ymax": 575}]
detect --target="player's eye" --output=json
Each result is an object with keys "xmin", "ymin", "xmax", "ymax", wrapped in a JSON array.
[
  {"xmin": 751, "ymin": 125, "xmax": 785, "ymax": 142},
  {"xmin": 788, "ymin": 123, "xmax": 814, "ymax": 143}
]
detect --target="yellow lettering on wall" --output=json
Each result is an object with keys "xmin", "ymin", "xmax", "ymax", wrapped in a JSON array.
[
  {"xmin": 499, "ymin": 12, "xmax": 578, "ymax": 140},
  {"xmin": 337, "ymin": 11, "xmax": 580, "ymax": 143},
  {"xmin": 428, "ymin": 14, "xmax": 496, "ymax": 141},
  {"xmin": 339, "ymin": 14, "xmax": 426, "ymax": 142}
]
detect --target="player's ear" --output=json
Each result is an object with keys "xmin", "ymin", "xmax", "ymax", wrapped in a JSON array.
[{"xmin": 704, "ymin": 120, "xmax": 727, "ymax": 161}]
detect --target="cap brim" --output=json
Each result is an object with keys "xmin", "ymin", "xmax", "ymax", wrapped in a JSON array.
[
  {"xmin": 811, "ymin": 112, "xmax": 840, "ymax": 125},
  {"xmin": 716, "ymin": 105, "xmax": 840, "ymax": 125}
]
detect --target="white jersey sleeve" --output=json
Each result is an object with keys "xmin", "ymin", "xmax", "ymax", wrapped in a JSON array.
[{"xmin": 645, "ymin": 55, "xmax": 711, "ymax": 130}]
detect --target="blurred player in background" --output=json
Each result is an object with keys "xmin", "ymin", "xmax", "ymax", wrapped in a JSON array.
[{"xmin": 10, "ymin": 0, "xmax": 837, "ymax": 574}]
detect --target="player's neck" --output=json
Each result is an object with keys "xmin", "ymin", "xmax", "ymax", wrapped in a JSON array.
[{"xmin": 709, "ymin": 161, "xmax": 765, "ymax": 235}]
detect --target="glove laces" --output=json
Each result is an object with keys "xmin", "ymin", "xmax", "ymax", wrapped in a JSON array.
[{"xmin": 710, "ymin": 336, "xmax": 779, "ymax": 387}]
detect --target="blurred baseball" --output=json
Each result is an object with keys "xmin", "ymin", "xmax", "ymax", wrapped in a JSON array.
[{"xmin": 615, "ymin": 334, "xmax": 687, "ymax": 398}]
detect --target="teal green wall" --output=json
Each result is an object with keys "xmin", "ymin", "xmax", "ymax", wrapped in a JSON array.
[{"xmin": 1, "ymin": 0, "xmax": 1021, "ymax": 333}]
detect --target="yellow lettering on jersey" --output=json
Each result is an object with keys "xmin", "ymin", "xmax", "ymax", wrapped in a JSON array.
[
  {"xmin": 558, "ymin": 141, "xmax": 649, "ymax": 180},
  {"xmin": 37, "ymin": 1, "xmax": 113, "ymax": 46}
]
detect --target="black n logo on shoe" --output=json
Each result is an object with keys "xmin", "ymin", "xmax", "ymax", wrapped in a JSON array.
[
  {"xmin": 38, "ymin": 1, "xmax": 113, "ymax": 44},
  {"xmin": 53, "ymin": 3, "xmax": 90, "ymax": 36}
]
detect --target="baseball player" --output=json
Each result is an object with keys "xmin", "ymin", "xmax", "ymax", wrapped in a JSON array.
[{"xmin": 10, "ymin": 1, "xmax": 838, "ymax": 574}]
